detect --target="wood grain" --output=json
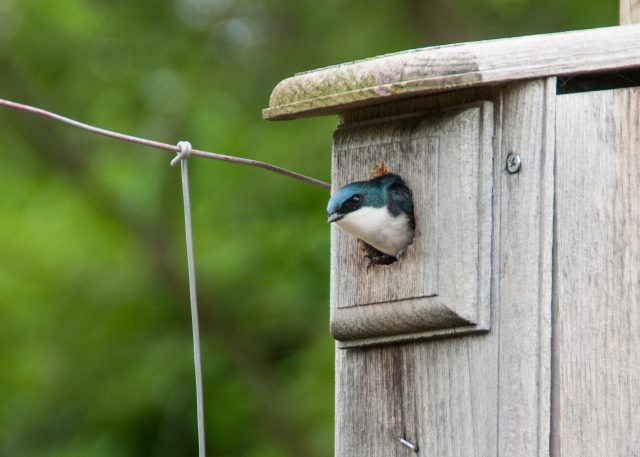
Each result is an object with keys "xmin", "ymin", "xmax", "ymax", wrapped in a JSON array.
[
  {"xmin": 552, "ymin": 88, "xmax": 640, "ymax": 457},
  {"xmin": 495, "ymin": 78, "xmax": 556, "ymax": 457},
  {"xmin": 335, "ymin": 335, "xmax": 498, "ymax": 456},
  {"xmin": 330, "ymin": 102, "xmax": 493, "ymax": 346},
  {"xmin": 620, "ymin": 0, "xmax": 640, "ymax": 24},
  {"xmin": 264, "ymin": 25, "xmax": 640, "ymax": 120},
  {"xmin": 334, "ymin": 79, "xmax": 556, "ymax": 456}
]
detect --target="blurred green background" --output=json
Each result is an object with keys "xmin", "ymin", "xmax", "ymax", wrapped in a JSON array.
[{"xmin": 0, "ymin": 1, "xmax": 617, "ymax": 456}]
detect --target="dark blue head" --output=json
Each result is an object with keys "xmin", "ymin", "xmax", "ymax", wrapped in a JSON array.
[{"xmin": 327, "ymin": 173, "xmax": 414, "ymax": 223}]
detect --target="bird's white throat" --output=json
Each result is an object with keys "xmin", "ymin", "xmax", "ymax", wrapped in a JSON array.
[{"xmin": 336, "ymin": 206, "xmax": 414, "ymax": 257}]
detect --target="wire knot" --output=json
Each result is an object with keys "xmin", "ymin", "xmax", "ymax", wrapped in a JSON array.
[{"xmin": 171, "ymin": 140, "xmax": 193, "ymax": 166}]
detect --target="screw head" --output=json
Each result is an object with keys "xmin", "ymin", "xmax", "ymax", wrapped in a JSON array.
[{"xmin": 506, "ymin": 153, "xmax": 521, "ymax": 174}]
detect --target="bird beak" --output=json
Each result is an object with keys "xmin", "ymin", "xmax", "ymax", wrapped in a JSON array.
[{"xmin": 328, "ymin": 212, "xmax": 344, "ymax": 223}]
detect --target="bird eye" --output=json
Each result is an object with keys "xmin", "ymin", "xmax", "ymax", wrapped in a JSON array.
[{"xmin": 351, "ymin": 195, "xmax": 361, "ymax": 203}]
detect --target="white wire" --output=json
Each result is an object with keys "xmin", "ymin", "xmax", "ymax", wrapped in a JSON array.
[{"xmin": 173, "ymin": 141, "xmax": 206, "ymax": 457}]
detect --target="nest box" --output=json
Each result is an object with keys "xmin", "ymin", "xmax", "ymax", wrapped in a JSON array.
[{"xmin": 265, "ymin": 23, "xmax": 640, "ymax": 457}]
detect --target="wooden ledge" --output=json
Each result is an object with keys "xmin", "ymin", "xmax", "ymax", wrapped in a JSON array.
[{"xmin": 264, "ymin": 25, "xmax": 640, "ymax": 120}]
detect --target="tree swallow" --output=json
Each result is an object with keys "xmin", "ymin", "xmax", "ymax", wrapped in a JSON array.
[{"xmin": 327, "ymin": 173, "xmax": 415, "ymax": 265}]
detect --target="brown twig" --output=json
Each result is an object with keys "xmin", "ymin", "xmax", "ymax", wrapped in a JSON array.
[{"xmin": 0, "ymin": 98, "xmax": 331, "ymax": 190}]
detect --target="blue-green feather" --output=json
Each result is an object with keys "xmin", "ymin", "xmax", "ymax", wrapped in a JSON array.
[{"xmin": 327, "ymin": 173, "xmax": 414, "ymax": 223}]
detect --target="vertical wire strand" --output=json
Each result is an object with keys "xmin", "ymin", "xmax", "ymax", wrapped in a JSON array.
[{"xmin": 176, "ymin": 144, "xmax": 206, "ymax": 457}]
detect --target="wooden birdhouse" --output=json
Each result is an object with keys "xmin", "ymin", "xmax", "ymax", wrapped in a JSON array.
[{"xmin": 264, "ymin": 6, "xmax": 640, "ymax": 456}]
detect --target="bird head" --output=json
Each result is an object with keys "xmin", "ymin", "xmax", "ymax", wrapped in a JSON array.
[{"xmin": 327, "ymin": 173, "xmax": 415, "ymax": 259}]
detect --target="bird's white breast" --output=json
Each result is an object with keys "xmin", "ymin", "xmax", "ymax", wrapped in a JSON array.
[{"xmin": 336, "ymin": 206, "xmax": 414, "ymax": 257}]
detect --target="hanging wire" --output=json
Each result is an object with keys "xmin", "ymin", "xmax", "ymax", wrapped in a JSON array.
[
  {"xmin": 172, "ymin": 141, "xmax": 206, "ymax": 457},
  {"xmin": 0, "ymin": 98, "xmax": 331, "ymax": 190}
]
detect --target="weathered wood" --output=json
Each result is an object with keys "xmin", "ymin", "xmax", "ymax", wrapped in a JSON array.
[
  {"xmin": 335, "ymin": 335, "xmax": 498, "ymax": 457},
  {"xmin": 334, "ymin": 79, "xmax": 555, "ymax": 456},
  {"xmin": 495, "ymin": 78, "xmax": 555, "ymax": 457},
  {"xmin": 330, "ymin": 102, "xmax": 493, "ymax": 347},
  {"xmin": 263, "ymin": 25, "xmax": 640, "ymax": 120},
  {"xmin": 262, "ymin": 9, "xmax": 640, "ymax": 452},
  {"xmin": 552, "ymin": 88, "xmax": 640, "ymax": 457},
  {"xmin": 620, "ymin": 0, "xmax": 640, "ymax": 24},
  {"xmin": 338, "ymin": 86, "xmax": 498, "ymax": 125}
]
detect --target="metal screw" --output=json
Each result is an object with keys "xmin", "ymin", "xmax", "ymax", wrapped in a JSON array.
[{"xmin": 506, "ymin": 153, "xmax": 521, "ymax": 174}]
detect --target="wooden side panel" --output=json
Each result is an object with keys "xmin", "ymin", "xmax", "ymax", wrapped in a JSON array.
[
  {"xmin": 335, "ymin": 336, "xmax": 497, "ymax": 457},
  {"xmin": 496, "ymin": 79, "xmax": 555, "ymax": 457},
  {"xmin": 553, "ymin": 88, "xmax": 640, "ymax": 457},
  {"xmin": 330, "ymin": 103, "xmax": 494, "ymax": 346},
  {"xmin": 334, "ymin": 79, "xmax": 555, "ymax": 457}
]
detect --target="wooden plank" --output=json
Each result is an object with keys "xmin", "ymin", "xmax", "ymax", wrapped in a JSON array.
[
  {"xmin": 334, "ymin": 79, "xmax": 555, "ymax": 456},
  {"xmin": 264, "ymin": 25, "xmax": 640, "ymax": 120},
  {"xmin": 330, "ymin": 102, "xmax": 493, "ymax": 346},
  {"xmin": 495, "ymin": 78, "xmax": 555, "ymax": 457},
  {"xmin": 552, "ymin": 88, "xmax": 640, "ymax": 457},
  {"xmin": 335, "ymin": 336, "xmax": 498, "ymax": 457},
  {"xmin": 620, "ymin": 0, "xmax": 640, "ymax": 24}
]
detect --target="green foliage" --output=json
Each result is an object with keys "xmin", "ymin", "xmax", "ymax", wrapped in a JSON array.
[{"xmin": 0, "ymin": 0, "xmax": 616, "ymax": 455}]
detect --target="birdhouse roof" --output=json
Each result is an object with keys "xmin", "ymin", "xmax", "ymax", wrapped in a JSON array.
[{"xmin": 264, "ymin": 25, "xmax": 640, "ymax": 120}]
